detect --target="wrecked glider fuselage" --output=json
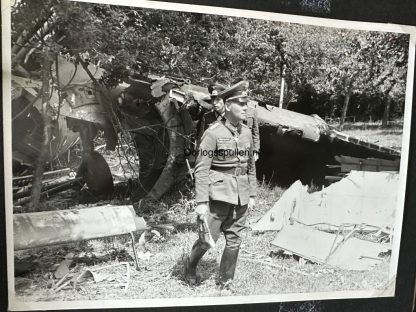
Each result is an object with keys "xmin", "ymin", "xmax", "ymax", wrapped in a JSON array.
[
  {"xmin": 255, "ymin": 106, "xmax": 400, "ymax": 187},
  {"xmin": 11, "ymin": 61, "xmax": 401, "ymax": 201},
  {"xmin": 117, "ymin": 77, "xmax": 402, "ymax": 198},
  {"xmin": 12, "ymin": 59, "xmax": 118, "ymax": 196}
]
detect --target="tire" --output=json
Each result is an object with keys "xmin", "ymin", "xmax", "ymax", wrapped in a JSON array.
[{"xmin": 76, "ymin": 150, "xmax": 114, "ymax": 195}]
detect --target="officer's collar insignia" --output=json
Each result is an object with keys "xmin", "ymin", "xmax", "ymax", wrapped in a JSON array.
[
  {"xmin": 218, "ymin": 138, "xmax": 232, "ymax": 142},
  {"xmin": 237, "ymin": 123, "xmax": 242, "ymax": 134},
  {"xmin": 224, "ymin": 119, "xmax": 242, "ymax": 137}
]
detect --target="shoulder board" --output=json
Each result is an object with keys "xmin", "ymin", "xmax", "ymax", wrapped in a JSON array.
[
  {"xmin": 209, "ymin": 122, "xmax": 220, "ymax": 129},
  {"xmin": 241, "ymin": 123, "xmax": 249, "ymax": 128}
]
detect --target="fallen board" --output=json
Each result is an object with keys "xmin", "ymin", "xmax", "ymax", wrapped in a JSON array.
[
  {"xmin": 271, "ymin": 224, "xmax": 388, "ymax": 271},
  {"xmin": 14, "ymin": 205, "xmax": 146, "ymax": 250},
  {"xmin": 270, "ymin": 224, "xmax": 344, "ymax": 263},
  {"xmin": 335, "ymin": 155, "xmax": 400, "ymax": 173}
]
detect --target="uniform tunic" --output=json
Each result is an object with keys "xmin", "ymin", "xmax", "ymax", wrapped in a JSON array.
[
  {"xmin": 196, "ymin": 110, "xmax": 224, "ymax": 143},
  {"xmin": 244, "ymin": 101, "xmax": 260, "ymax": 154},
  {"xmin": 194, "ymin": 118, "xmax": 257, "ymax": 206}
]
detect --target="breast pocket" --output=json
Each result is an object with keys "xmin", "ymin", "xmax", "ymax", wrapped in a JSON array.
[
  {"xmin": 216, "ymin": 142, "xmax": 232, "ymax": 160},
  {"xmin": 209, "ymin": 171, "xmax": 224, "ymax": 185}
]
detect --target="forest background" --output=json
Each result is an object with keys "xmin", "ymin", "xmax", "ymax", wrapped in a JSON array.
[{"xmin": 12, "ymin": 0, "xmax": 410, "ymax": 128}]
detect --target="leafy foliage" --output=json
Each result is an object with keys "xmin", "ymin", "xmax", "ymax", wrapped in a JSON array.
[{"xmin": 11, "ymin": 0, "xmax": 409, "ymax": 123}]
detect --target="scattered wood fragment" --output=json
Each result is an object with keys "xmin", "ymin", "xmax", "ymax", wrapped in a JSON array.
[
  {"xmin": 241, "ymin": 249, "xmax": 257, "ymax": 256},
  {"xmin": 54, "ymin": 253, "xmax": 74, "ymax": 279},
  {"xmin": 54, "ymin": 272, "xmax": 70, "ymax": 289},
  {"xmin": 52, "ymin": 262, "xmax": 131, "ymax": 293}
]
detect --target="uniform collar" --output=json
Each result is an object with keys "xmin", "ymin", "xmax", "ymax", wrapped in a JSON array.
[
  {"xmin": 224, "ymin": 118, "xmax": 242, "ymax": 136},
  {"xmin": 215, "ymin": 111, "xmax": 225, "ymax": 119}
]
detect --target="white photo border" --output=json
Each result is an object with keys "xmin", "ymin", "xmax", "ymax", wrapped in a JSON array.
[{"xmin": 3, "ymin": 0, "xmax": 416, "ymax": 310}]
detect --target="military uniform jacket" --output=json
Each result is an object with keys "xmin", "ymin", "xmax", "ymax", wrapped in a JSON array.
[
  {"xmin": 244, "ymin": 101, "xmax": 260, "ymax": 153},
  {"xmin": 194, "ymin": 119, "xmax": 257, "ymax": 205},
  {"xmin": 196, "ymin": 110, "xmax": 224, "ymax": 143}
]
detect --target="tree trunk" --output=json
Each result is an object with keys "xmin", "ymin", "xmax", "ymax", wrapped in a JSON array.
[
  {"xmin": 30, "ymin": 48, "xmax": 54, "ymax": 212},
  {"xmin": 382, "ymin": 85, "xmax": 394, "ymax": 128},
  {"xmin": 278, "ymin": 64, "xmax": 286, "ymax": 108},
  {"xmin": 279, "ymin": 76, "xmax": 285, "ymax": 108},
  {"xmin": 382, "ymin": 95, "xmax": 392, "ymax": 128},
  {"xmin": 339, "ymin": 86, "xmax": 353, "ymax": 131}
]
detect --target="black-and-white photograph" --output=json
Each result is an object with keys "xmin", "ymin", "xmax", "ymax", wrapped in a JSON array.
[{"xmin": 3, "ymin": 0, "xmax": 415, "ymax": 309}]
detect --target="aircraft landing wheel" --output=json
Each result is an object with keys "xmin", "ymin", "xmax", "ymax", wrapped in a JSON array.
[{"xmin": 76, "ymin": 150, "xmax": 114, "ymax": 195}]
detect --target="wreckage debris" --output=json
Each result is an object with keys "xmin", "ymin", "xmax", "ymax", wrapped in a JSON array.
[
  {"xmin": 325, "ymin": 155, "xmax": 400, "ymax": 182},
  {"xmin": 12, "ymin": 57, "xmax": 403, "ymax": 201},
  {"xmin": 13, "ymin": 168, "xmax": 71, "ymax": 188},
  {"xmin": 335, "ymin": 155, "xmax": 400, "ymax": 174},
  {"xmin": 270, "ymin": 224, "xmax": 388, "ymax": 271},
  {"xmin": 51, "ymin": 262, "xmax": 130, "ymax": 293},
  {"xmin": 252, "ymin": 171, "xmax": 398, "ymax": 233},
  {"xmin": 14, "ymin": 177, "xmax": 83, "ymax": 205},
  {"xmin": 76, "ymin": 150, "xmax": 114, "ymax": 195},
  {"xmin": 14, "ymin": 205, "xmax": 146, "ymax": 250},
  {"xmin": 252, "ymin": 171, "xmax": 397, "ymax": 270},
  {"xmin": 54, "ymin": 253, "xmax": 74, "ymax": 279}
]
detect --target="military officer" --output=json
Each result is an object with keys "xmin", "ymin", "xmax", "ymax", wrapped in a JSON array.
[
  {"xmin": 196, "ymin": 83, "xmax": 226, "ymax": 143},
  {"xmin": 183, "ymin": 80, "xmax": 256, "ymax": 287},
  {"xmin": 230, "ymin": 78, "xmax": 260, "ymax": 161},
  {"xmin": 245, "ymin": 100, "xmax": 260, "ymax": 161}
]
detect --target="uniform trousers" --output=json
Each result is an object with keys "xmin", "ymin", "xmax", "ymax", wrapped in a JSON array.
[
  {"xmin": 187, "ymin": 200, "xmax": 248, "ymax": 284},
  {"xmin": 197, "ymin": 200, "xmax": 248, "ymax": 250}
]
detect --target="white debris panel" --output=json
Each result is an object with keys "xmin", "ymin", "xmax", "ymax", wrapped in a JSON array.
[
  {"xmin": 251, "ymin": 180, "xmax": 306, "ymax": 232},
  {"xmin": 252, "ymin": 171, "xmax": 399, "ymax": 233},
  {"xmin": 270, "ymin": 224, "xmax": 389, "ymax": 271},
  {"xmin": 253, "ymin": 171, "xmax": 398, "ymax": 271}
]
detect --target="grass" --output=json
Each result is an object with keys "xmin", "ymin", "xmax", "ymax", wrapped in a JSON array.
[
  {"xmin": 331, "ymin": 120, "xmax": 404, "ymax": 150},
  {"xmin": 14, "ymin": 179, "xmax": 391, "ymax": 302},
  {"xmin": 13, "ymin": 123, "xmax": 397, "ymax": 302},
  {"xmin": 342, "ymin": 128, "xmax": 403, "ymax": 150}
]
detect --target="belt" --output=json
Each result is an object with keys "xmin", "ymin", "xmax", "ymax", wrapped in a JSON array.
[{"xmin": 211, "ymin": 165, "xmax": 248, "ymax": 176}]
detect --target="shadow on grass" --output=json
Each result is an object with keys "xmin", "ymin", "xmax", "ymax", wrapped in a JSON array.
[{"xmin": 171, "ymin": 254, "xmax": 218, "ymax": 286}]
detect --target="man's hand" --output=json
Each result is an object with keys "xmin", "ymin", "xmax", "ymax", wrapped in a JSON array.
[
  {"xmin": 248, "ymin": 197, "xmax": 256, "ymax": 209},
  {"xmin": 195, "ymin": 202, "xmax": 209, "ymax": 216}
]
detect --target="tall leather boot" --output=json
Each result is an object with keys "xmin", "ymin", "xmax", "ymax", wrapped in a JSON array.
[
  {"xmin": 219, "ymin": 247, "xmax": 240, "ymax": 287},
  {"xmin": 183, "ymin": 241, "xmax": 207, "ymax": 285}
]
